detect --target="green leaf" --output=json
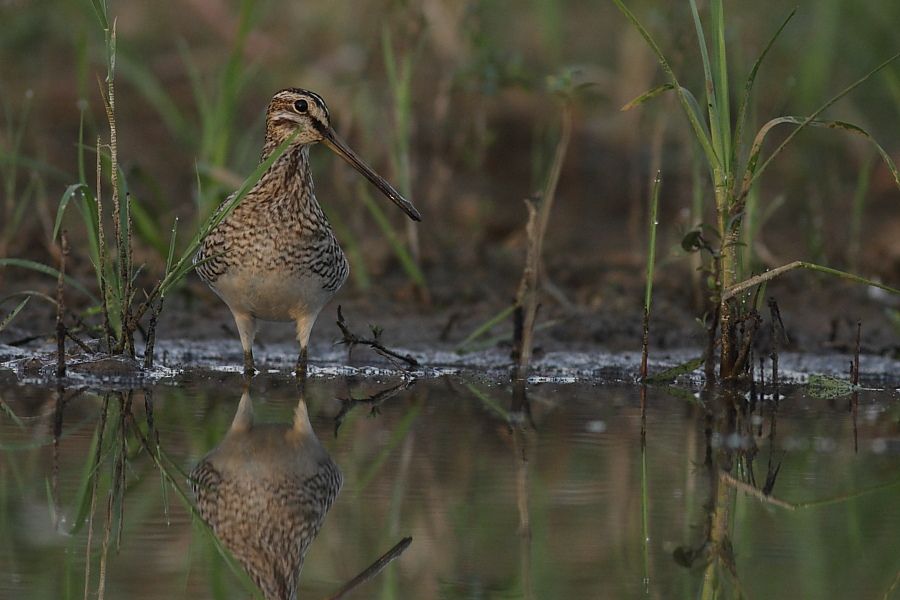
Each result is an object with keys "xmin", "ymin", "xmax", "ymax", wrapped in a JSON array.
[
  {"xmin": 742, "ymin": 50, "xmax": 900, "ymax": 195},
  {"xmin": 621, "ymin": 83, "xmax": 675, "ymax": 111},
  {"xmin": 743, "ymin": 117, "xmax": 900, "ymax": 199},
  {"xmin": 611, "ymin": 0, "xmax": 720, "ymax": 171},
  {"xmin": 89, "ymin": 0, "xmax": 109, "ymax": 30},
  {"xmin": 0, "ymin": 259, "xmax": 98, "ymax": 303},
  {"xmin": 733, "ymin": 9, "xmax": 796, "ymax": 173},
  {"xmin": 455, "ymin": 304, "xmax": 517, "ymax": 354},
  {"xmin": 359, "ymin": 183, "xmax": 428, "ymax": 289},
  {"xmin": 52, "ymin": 183, "xmax": 86, "ymax": 242},
  {"xmin": 806, "ymin": 374, "xmax": 857, "ymax": 400},
  {"xmin": 647, "ymin": 356, "xmax": 704, "ymax": 384},
  {"xmin": 0, "ymin": 297, "xmax": 29, "ymax": 333}
]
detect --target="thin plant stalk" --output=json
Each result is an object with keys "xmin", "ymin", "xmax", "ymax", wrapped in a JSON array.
[
  {"xmin": 514, "ymin": 99, "xmax": 573, "ymax": 380},
  {"xmin": 56, "ymin": 230, "xmax": 69, "ymax": 378},
  {"xmin": 722, "ymin": 260, "xmax": 900, "ymax": 301},
  {"xmin": 640, "ymin": 171, "xmax": 661, "ymax": 381}
]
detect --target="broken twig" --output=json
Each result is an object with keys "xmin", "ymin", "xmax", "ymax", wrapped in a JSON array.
[{"xmin": 335, "ymin": 306, "xmax": 418, "ymax": 367}]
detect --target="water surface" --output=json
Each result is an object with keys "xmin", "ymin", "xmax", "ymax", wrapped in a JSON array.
[{"xmin": 0, "ymin": 375, "xmax": 898, "ymax": 599}]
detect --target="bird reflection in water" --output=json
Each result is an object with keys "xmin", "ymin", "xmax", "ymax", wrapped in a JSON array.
[{"xmin": 191, "ymin": 384, "xmax": 342, "ymax": 600}]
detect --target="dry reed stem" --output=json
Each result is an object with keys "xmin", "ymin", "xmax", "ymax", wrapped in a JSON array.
[
  {"xmin": 324, "ymin": 537, "xmax": 413, "ymax": 600},
  {"xmin": 514, "ymin": 101, "xmax": 573, "ymax": 379},
  {"xmin": 55, "ymin": 230, "xmax": 69, "ymax": 377}
]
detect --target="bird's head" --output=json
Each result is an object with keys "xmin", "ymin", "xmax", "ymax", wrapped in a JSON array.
[{"xmin": 265, "ymin": 88, "xmax": 421, "ymax": 222}]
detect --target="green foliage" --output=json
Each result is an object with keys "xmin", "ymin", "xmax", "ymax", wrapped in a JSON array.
[{"xmin": 614, "ymin": 0, "xmax": 900, "ymax": 379}]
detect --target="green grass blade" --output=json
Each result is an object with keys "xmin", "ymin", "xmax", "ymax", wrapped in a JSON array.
[
  {"xmin": 742, "ymin": 50, "xmax": 900, "ymax": 194},
  {"xmin": 52, "ymin": 183, "xmax": 87, "ymax": 242},
  {"xmin": 646, "ymin": 356, "xmax": 704, "ymax": 384},
  {"xmin": 743, "ymin": 117, "xmax": 900, "ymax": 197},
  {"xmin": 0, "ymin": 258, "xmax": 98, "ymax": 303},
  {"xmin": 89, "ymin": 0, "xmax": 109, "ymax": 32},
  {"xmin": 455, "ymin": 304, "xmax": 517, "ymax": 353},
  {"xmin": 117, "ymin": 55, "xmax": 191, "ymax": 144},
  {"xmin": 621, "ymin": 83, "xmax": 675, "ymax": 111},
  {"xmin": 129, "ymin": 196, "xmax": 167, "ymax": 257},
  {"xmin": 359, "ymin": 184, "xmax": 427, "ymax": 289},
  {"xmin": 0, "ymin": 297, "xmax": 29, "ymax": 333},
  {"xmin": 165, "ymin": 217, "xmax": 179, "ymax": 275},
  {"xmin": 709, "ymin": 0, "xmax": 731, "ymax": 169},
  {"xmin": 644, "ymin": 172, "xmax": 661, "ymax": 313},
  {"xmin": 688, "ymin": 0, "xmax": 722, "ymax": 161},
  {"xmin": 733, "ymin": 9, "xmax": 796, "ymax": 176},
  {"xmin": 611, "ymin": 0, "xmax": 720, "ymax": 170},
  {"xmin": 723, "ymin": 260, "xmax": 900, "ymax": 301},
  {"xmin": 156, "ymin": 133, "xmax": 298, "ymax": 298}
]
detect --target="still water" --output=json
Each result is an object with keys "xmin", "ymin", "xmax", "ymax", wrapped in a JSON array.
[{"xmin": 0, "ymin": 375, "xmax": 898, "ymax": 599}]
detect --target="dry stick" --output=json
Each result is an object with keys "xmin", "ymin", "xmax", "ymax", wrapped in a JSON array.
[
  {"xmin": 56, "ymin": 230, "xmax": 69, "ymax": 377},
  {"xmin": 335, "ymin": 306, "xmax": 418, "ymax": 367},
  {"xmin": 324, "ymin": 537, "xmax": 413, "ymax": 600},
  {"xmin": 96, "ymin": 136, "xmax": 114, "ymax": 352},
  {"xmin": 100, "ymin": 26, "xmax": 130, "ymax": 356},
  {"xmin": 851, "ymin": 321, "xmax": 861, "ymax": 453},
  {"xmin": 515, "ymin": 100, "xmax": 573, "ymax": 381},
  {"xmin": 768, "ymin": 298, "xmax": 782, "ymax": 403},
  {"xmin": 143, "ymin": 297, "xmax": 163, "ymax": 369}
]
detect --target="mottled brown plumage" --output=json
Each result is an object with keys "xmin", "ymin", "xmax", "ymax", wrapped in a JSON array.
[
  {"xmin": 195, "ymin": 89, "xmax": 421, "ymax": 376},
  {"xmin": 190, "ymin": 387, "xmax": 342, "ymax": 600}
]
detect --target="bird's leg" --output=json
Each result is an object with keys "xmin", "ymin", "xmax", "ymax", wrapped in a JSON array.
[
  {"xmin": 243, "ymin": 349, "xmax": 255, "ymax": 377},
  {"xmin": 294, "ymin": 313, "xmax": 316, "ymax": 383},
  {"xmin": 296, "ymin": 345, "xmax": 308, "ymax": 384},
  {"xmin": 231, "ymin": 309, "xmax": 258, "ymax": 376}
]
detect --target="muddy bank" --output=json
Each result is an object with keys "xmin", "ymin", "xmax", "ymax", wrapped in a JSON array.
[{"xmin": 2, "ymin": 335, "xmax": 899, "ymax": 389}]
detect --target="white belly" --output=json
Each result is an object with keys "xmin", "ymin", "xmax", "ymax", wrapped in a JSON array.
[{"xmin": 211, "ymin": 269, "xmax": 337, "ymax": 322}]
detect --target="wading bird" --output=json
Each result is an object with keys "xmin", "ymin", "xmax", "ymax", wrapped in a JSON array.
[{"xmin": 195, "ymin": 89, "xmax": 421, "ymax": 377}]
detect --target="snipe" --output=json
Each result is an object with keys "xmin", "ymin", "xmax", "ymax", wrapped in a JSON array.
[
  {"xmin": 190, "ymin": 386, "xmax": 341, "ymax": 600},
  {"xmin": 195, "ymin": 89, "xmax": 421, "ymax": 377}
]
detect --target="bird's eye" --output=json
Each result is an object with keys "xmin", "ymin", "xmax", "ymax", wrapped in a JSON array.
[{"xmin": 293, "ymin": 99, "xmax": 309, "ymax": 113}]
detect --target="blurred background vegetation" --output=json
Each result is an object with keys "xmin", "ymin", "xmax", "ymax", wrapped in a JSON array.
[{"xmin": 1, "ymin": 0, "xmax": 898, "ymax": 334}]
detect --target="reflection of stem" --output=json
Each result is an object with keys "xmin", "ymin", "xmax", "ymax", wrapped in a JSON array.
[
  {"xmin": 640, "ymin": 385, "xmax": 650, "ymax": 596},
  {"xmin": 722, "ymin": 472, "xmax": 900, "ymax": 510},
  {"xmin": 83, "ymin": 395, "xmax": 110, "ymax": 600},
  {"xmin": 700, "ymin": 473, "xmax": 735, "ymax": 600},
  {"xmin": 513, "ymin": 419, "xmax": 534, "ymax": 600},
  {"xmin": 52, "ymin": 387, "xmax": 64, "ymax": 530},
  {"xmin": 324, "ymin": 537, "xmax": 412, "ymax": 600}
]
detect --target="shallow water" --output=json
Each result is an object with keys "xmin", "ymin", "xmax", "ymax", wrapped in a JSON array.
[{"xmin": 0, "ymin": 374, "xmax": 898, "ymax": 599}]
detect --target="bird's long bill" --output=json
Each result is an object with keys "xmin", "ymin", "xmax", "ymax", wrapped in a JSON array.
[{"xmin": 320, "ymin": 127, "xmax": 422, "ymax": 222}]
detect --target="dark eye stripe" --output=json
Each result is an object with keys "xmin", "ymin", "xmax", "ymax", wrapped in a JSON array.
[{"xmin": 305, "ymin": 91, "xmax": 329, "ymax": 120}]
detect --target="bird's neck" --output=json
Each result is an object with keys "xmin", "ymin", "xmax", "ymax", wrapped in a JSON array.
[{"xmin": 258, "ymin": 144, "xmax": 324, "ymax": 216}]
